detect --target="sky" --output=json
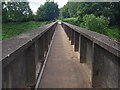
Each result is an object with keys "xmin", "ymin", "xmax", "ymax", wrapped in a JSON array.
[{"xmin": 28, "ymin": 0, "xmax": 68, "ymax": 13}]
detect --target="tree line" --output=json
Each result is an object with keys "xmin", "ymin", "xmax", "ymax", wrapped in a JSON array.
[
  {"xmin": 60, "ymin": 2, "xmax": 120, "ymax": 39},
  {"xmin": 2, "ymin": 1, "xmax": 119, "ymax": 26},
  {"xmin": 60, "ymin": 2, "xmax": 120, "ymax": 26},
  {"xmin": 2, "ymin": 1, "xmax": 59, "ymax": 23}
]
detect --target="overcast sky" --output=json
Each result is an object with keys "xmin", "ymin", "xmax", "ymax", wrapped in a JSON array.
[{"xmin": 28, "ymin": 0, "xmax": 68, "ymax": 13}]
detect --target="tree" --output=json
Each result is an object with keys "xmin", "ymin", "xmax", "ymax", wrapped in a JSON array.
[
  {"xmin": 67, "ymin": 2, "xmax": 79, "ymax": 17},
  {"xmin": 77, "ymin": 2, "xmax": 119, "ymax": 25},
  {"xmin": 2, "ymin": 2, "xmax": 8, "ymax": 22},
  {"xmin": 80, "ymin": 14, "xmax": 109, "ymax": 34},
  {"xmin": 2, "ymin": 1, "xmax": 33, "ymax": 22},
  {"xmin": 36, "ymin": 2, "xmax": 59, "ymax": 21},
  {"xmin": 60, "ymin": 4, "xmax": 70, "ymax": 19},
  {"xmin": 77, "ymin": 2, "xmax": 101, "ymax": 21}
]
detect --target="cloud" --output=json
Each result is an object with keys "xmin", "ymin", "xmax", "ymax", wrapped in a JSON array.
[
  {"xmin": 29, "ymin": 0, "xmax": 68, "ymax": 13},
  {"xmin": 28, "ymin": 0, "xmax": 46, "ymax": 3},
  {"xmin": 29, "ymin": 2, "xmax": 43, "ymax": 13},
  {"xmin": 28, "ymin": 0, "xmax": 46, "ymax": 13},
  {"xmin": 54, "ymin": 0, "xmax": 68, "ymax": 8}
]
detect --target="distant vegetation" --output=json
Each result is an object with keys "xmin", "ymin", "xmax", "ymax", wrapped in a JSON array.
[
  {"xmin": 2, "ymin": 2, "xmax": 59, "ymax": 22},
  {"xmin": 35, "ymin": 2, "xmax": 59, "ymax": 21},
  {"xmin": 63, "ymin": 17, "xmax": 119, "ymax": 40},
  {"xmin": 63, "ymin": 18, "xmax": 80, "ymax": 26},
  {"xmin": 80, "ymin": 14, "xmax": 109, "ymax": 34},
  {"xmin": 2, "ymin": 21, "xmax": 52, "ymax": 40},
  {"xmin": 2, "ymin": 2, "xmax": 33, "ymax": 23},
  {"xmin": 2, "ymin": 1, "xmax": 120, "ymax": 40},
  {"xmin": 2, "ymin": 1, "xmax": 59, "ymax": 40},
  {"xmin": 61, "ymin": 2, "xmax": 120, "ymax": 40}
]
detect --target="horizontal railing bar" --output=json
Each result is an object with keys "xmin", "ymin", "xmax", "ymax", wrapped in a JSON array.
[
  {"xmin": 62, "ymin": 22, "xmax": 120, "ymax": 58},
  {"xmin": 35, "ymin": 24, "xmax": 56, "ymax": 89}
]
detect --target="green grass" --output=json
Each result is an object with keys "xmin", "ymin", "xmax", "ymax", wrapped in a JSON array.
[
  {"xmin": 2, "ymin": 21, "xmax": 52, "ymax": 40},
  {"xmin": 106, "ymin": 26, "xmax": 120, "ymax": 40},
  {"xmin": 57, "ymin": 20, "xmax": 62, "ymax": 22},
  {"xmin": 62, "ymin": 17, "xmax": 80, "ymax": 26},
  {"xmin": 63, "ymin": 17, "xmax": 78, "ymax": 21},
  {"xmin": 63, "ymin": 18, "xmax": 120, "ymax": 40}
]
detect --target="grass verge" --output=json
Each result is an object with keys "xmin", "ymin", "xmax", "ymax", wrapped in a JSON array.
[
  {"xmin": 2, "ymin": 21, "xmax": 52, "ymax": 40},
  {"xmin": 62, "ymin": 18, "xmax": 120, "ymax": 40}
]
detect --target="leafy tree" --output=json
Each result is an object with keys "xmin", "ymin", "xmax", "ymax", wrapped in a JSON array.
[
  {"xmin": 61, "ymin": 2, "xmax": 119, "ymax": 39},
  {"xmin": 60, "ymin": 2, "xmax": 79, "ymax": 19},
  {"xmin": 77, "ymin": 2, "xmax": 119, "ymax": 25},
  {"xmin": 2, "ymin": 2, "xmax": 8, "ymax": 22},
  {"xmin": 36, "ymin": 2, "xmax": 59, "ymax": 21},
  {"xmin": 107, "ymin": 2, "xmax": 120, "ymax": 25},
  {"xmin": 35, "ymin": 5, "xmax": 45, "ymax": 21},
  {"xmin": 2, "ymin": 1, "xmax": 33, "ymax": 22},
  {"xmin": 80, "ymin": 14, "xmax": 109, "ymax": 34},
  {"xmin": 60, "ymin": 4, "xmax": 70, "ymax": 19},
  {"xmin": 77, "ymin": 2, "xmax": 103, "ymax": 21},
  {"xmin": 61, "ymin": 2, "xmax": 119, "ymax": 26},
  {"xmin": 67, "ymin": 2, "xmax": 79, "ymax": 17}
]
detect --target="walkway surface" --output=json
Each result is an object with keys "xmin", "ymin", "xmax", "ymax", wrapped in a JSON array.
[{"xmin": 40, "ymin": 24, "xmax": 91, "ymax": 88}]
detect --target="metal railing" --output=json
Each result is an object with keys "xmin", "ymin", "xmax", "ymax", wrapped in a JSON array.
[
  {"xmin": 62, "ymin": 22, "xmax": 120, "ymax": 88},
  {"xmin": 2, "ymin": 22, "xmax": 57, "ymax": 88}
]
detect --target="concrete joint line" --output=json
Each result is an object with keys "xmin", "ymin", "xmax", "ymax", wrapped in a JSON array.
[{"xmin": 35, "ymin": 28, "xmax": 56, "ymax": 90}]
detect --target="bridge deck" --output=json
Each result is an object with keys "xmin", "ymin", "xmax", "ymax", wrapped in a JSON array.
[{"xmin": 40, "ymin": 25, "xmax": 91, "ymax": 88}]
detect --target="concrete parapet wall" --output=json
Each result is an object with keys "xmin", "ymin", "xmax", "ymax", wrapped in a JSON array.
[
  {"xmin": 62, "ymin": 22, "xmax": 120, "ymax": 88},
  {"xmin": 2, "ymin": 22, "xmax": 57, "ymax": 88}
]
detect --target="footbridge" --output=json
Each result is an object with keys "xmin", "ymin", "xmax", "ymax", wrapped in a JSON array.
[{"xmin": 2, "ymin": 22, "xmax": 120, "ymax": 88}]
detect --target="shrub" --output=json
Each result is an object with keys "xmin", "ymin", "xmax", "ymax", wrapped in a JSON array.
[
  {"xmin": 63, "ymin": 18, "xmax": 80, "ymax": 26},
  {"xmin": 106, "ymin": 26, "xmax": 120, "ymax": 39},
  {"xmin": 80, "ymin": 14, "xmax": 109, "ymax": 34}
]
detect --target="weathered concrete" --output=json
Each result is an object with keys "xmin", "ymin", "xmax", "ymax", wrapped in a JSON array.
[
  {"xmin": 2, "ymin": 22, "xmax": 57, "ymax": 88},
  {"xmin": 26, "ymin": 43, "xmax": 36, "ymax": 86},
  {"xmin": 62, "ymin": 22, "xmax": 120, "ymax": 88},
  {"xmin": 62, "ymin": 22, "xmax": 120, "ymax": 58},
  {"xmin": 92, "ymin": 44, "xmax": 119, "ymax": 88},
  {"xmin": 74, "ymin": 31, "xmax": 79, "ymax": 52},
  {"xmin": 2, "ymin": 51, "xmax": 27, "ymax": 88},
  {"xmin": 71, "ymin": 30, "xmax": 75, "ymax": 45},
  {"xmin": 80, "ymin": 36, "xmax": 87, "ymax": 63},
  {"xmin": 40, "ymin": 25, "xmax": 91, "ymax": 88},
  {"xmin": 2, "ymin": 22, "xmax": 57, "ymax": 67},
  {"xmin": 38, "ymin": 36, "xmax": 45, "ymax": 63},
  {"xmin": 35, "ymin": 40, "xmax": 42, "ymax": 80},
  {"xmin": 2, "ymin": 22, "xmax": 120, "ymax": 88},
  {"xmin": 85, "ymin": 38, "xmax": 93, "ymax": 81}
]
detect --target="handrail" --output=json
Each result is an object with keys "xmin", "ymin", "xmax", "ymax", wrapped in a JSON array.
[
  {"xmin": 62, "ymin": 22, "xmax": 120, "ymax": 88},
  {"xmin": 62, "ymin": 22, "xmax": 120, "ymax": 58},
  {"xmin": 2, "ymin": 22, "xmax": 57, "ymax": 88},
  {"xmin": 2, "ymin": 22, "xmax": 57, "ymax": 67}
]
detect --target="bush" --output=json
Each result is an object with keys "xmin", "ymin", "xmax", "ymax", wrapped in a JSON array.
[
  {"xmin": 63, "ymin": 18, "xmax": 80, "ymax": 26},
  {"xmin": 106, "ymin": 26, "xmax": 120, "ymax": 39},
  {"xmin": 80, "ymin": 14, "xmax": 109, "ymax": 34}
]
